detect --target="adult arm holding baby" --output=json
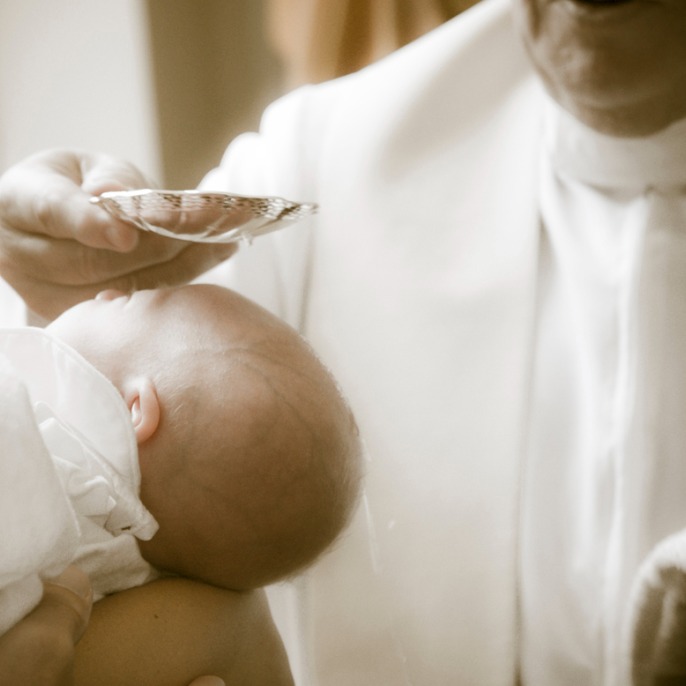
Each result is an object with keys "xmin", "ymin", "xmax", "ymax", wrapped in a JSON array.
[
  {"xmin": 73, "ymin": 577, "xmax": 290, "ymax": 686},
  {"xmin": 0, "ymin": 567, "xmax": 251, "ymax": 686}
]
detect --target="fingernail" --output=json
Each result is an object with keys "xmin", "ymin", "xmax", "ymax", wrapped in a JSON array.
[{"xmin": 46, "ymin": 565, "xmax": 92, "ymax": 600}]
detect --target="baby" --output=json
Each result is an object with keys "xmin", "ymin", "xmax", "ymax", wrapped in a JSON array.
[{"xmin": 0, "ymin": 284, "xmax": 362, "ymax": 632}]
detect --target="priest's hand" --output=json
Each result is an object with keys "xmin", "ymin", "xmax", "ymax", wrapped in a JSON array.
[
  {"xmin": 0, "ymin": 149, "xmax": 235, "ymax": 321},
  {"xmin": 0, "ymin": 565, "xmax": 92, "ymax": 686}
]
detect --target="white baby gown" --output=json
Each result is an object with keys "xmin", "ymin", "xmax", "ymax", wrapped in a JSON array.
[{"xmin": 0, "ymin": 327, "xmax": 158, "ymax": 635}]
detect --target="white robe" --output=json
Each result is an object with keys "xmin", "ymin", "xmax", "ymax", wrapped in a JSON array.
[
  {"xmin": 201, "ymin": 1, "xmax": 542, "ymax": 682},
  {"xmin": 198, "ymin": 0, "xmax": 686, "ymax": 683},
  {"xmin": 521, "ymin": 100, "xmax": 686, "ymax": 685}
]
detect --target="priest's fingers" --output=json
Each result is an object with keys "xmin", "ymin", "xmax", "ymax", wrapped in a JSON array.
[
  {"xmin": 5, "ymin": 236, "xmax": 236, "ymax": 322},
  {"xmin": 0, "ymin": 149, "xmax": 148, "ymax": 250},
  {"xmin": 0, "ymin": 565, "xmax": 93, "ymax": 686}
]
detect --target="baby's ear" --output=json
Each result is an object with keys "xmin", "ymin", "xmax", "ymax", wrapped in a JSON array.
[{"xmin": 123, "ymin": 377, "xmax": 160, "ymax": 444}]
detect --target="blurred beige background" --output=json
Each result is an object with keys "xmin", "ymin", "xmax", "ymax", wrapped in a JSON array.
[
  {"xmin": 0, "ymin": 0, "xmax": 472, "ymax": 188},
  {"xmin": 145, "ymin": 0, "xmax": 282, "ymax": 187},
  {"xmin": 0, "ymin": 0, "xmax": 280, "ymax": 188},
  {"xmin": 0, "ymin": 1, "xmax": 162, "ymax": 179}
]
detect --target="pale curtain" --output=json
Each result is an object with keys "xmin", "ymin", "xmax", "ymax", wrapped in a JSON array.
[{"xmin": 267, "ymin": 0, "xmax": 478, "ymax": 87}]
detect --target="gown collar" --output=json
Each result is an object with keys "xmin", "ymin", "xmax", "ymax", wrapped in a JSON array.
[{"xmin": 544, "ymin": 96, "xmax": 686, "ymax": 193}]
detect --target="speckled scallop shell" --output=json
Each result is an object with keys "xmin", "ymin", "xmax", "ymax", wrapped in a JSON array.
[{"xmin": 91, "ymin": 189, "xmax": 317, "ymax": 243}]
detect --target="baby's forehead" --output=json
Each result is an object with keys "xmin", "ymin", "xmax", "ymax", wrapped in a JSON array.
[
  {"xmin": 142, "ymin": 286, "xmax": 308, "ymax": 383},
  {"xmin": 179, "ymin": 284, "xmax": 253, "ymax": 309},
  {"xmin": 149, "ymin": 285, "xmax": 264, "ymax": 348},
  {"xmin": 150, "ymin": 285, "xmax": 235, "ymax": 323}
]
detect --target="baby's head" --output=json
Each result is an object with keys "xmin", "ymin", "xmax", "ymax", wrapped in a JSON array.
[{"xmin": 47, "ymin": 284, "xmax": 362, "ymax": 590}]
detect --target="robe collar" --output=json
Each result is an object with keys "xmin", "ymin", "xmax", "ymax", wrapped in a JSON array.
[{"xmin": 544, "ymin": 97, "xmax": 686, "ymax": 193}]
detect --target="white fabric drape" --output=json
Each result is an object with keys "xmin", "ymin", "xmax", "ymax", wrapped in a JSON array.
[
  {"xmin": 0, "ymin": 328, "xmax": 158, "ymax": 634},
  {"xmin": 521, "ymin": 100, "xmax": 686, "ymax": 686}
]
